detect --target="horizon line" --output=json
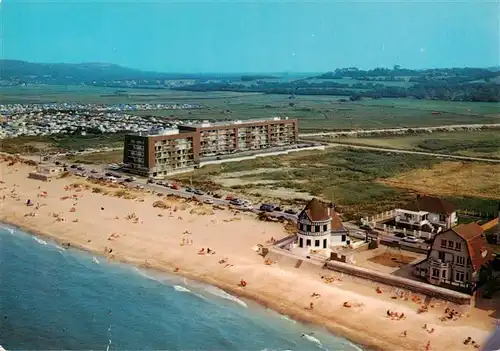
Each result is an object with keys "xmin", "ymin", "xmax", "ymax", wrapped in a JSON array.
[{"xmin": 2, "ymin": 58, "xmax": 499, "ymax": 76}]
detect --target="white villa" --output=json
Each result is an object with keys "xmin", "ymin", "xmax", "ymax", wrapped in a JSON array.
[
  {"xmin": 395, "ymin": 195, "xmax": 457, "ymax": 233},
  {"xmin": 295, "ymin": 198, "xmax": 349, "ymax": 256},
  {"xmin": 413, "ymin": 223, "xmax": 491, "ymax": 293}
]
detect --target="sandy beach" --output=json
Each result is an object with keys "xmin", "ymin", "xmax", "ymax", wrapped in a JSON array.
[{"xmin": 0, "ymin": 159, "xmax": 495, "ymax": 351}]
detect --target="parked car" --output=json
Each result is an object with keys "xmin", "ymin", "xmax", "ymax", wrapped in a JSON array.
[
  {"xmin": 147, "ymin": 179, "xmax": 154, "ymax": 184},
  {"xmin": 260, "ymin": 204, "xmax": 274, "ymax": 212},
  {"xmin": 402, "ymin": 236, "xmax": 419, "ymax": 244},
  {"xmin": 124, "ymin": 177, "xmax": 134, "ymax": 182},
  {"xmin": 204, "ymin": 199, "xmax": 214, "ymax": 204},
  {"xmin": 213, "ymin": 193, "xmax": 222, "ymax": 199},
  {"xmin": 70, "ymin": 164, "xmax": 78, "ymax": 169},
  {"xmin": 395, "ymin": 232, "xmax": 405, "ymax": 238},
  {"xmin": 225, "ymin": 195, "xmax": 235, "ymax": 201},
  {"xmin": 170, "ymin": 183, "xmax": 180, "ymax": 190},
  {"xmin": 273, "ymin": 206, "xmax": 282, "ymax": 212},
  {"xmin": 90, "ymin": 169, "xmax": 98, "ymax": 174},
  {"xmin": 185, "ymin": 187, "xmax": 194, "ymax": 193},
  {"xmin": 230, "ymin": 199, "xmax": 243, "ymax": 206},
  {"xmin": 193, "ymin": 189, "xmax": 205, "ymax": 196},
  {"xmin": 284, "ymin": 209, "xmax": 296, "ymax": 215}
]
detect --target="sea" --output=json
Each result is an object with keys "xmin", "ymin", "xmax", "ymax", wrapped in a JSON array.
[{"xmin": 0, "ymin": 224, "xmax": 364, "ymax": 351}]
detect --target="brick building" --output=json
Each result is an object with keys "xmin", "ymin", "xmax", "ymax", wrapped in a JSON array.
[{"xmin": 122, "ymin": 117, "xmax": 298, "ymax": 178}]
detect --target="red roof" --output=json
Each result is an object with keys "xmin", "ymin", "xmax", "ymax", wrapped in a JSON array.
[
  {"xmin": 450, "ymin": 223, "xmax": 492, "ymax": 271},
  {"xmin": 301, "ymin": 198, "xmax": 330, "ymax": 222},
  {"xmin": 403, "ymin": 195, "xmax": 456, "ymax": 215}
]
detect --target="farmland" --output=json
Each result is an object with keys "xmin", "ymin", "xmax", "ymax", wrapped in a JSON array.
[
  {"xmin": 319, "ymin": 130, "xmax": 500, "ymax": 159},
  {"xmin": 2, "ymin": 85, "xmax": 499, "ymax": 132}
]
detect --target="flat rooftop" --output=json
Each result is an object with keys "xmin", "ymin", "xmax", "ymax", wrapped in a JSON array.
[{"xmin": 179, "ymin": 117, "xmax": 295, "ymax": 129}]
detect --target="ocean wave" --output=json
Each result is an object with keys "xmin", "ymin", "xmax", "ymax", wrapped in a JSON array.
[
  {"xmin": 302, "ymin": 333, "xmax": 323, "ymax": 347},
  {"xmin": 280, "ymin": 315, "xmax": 296, "ymax": 324},
  {"xmin": 173, "ymin": 285, "xmax": 207, "ymax": 300},
  {"xmin": 173, "ymin": 285, "xmax": 191, "ymax": 293},
  {"xmin": 204, "ymin": 286, "xmax": 247, "ymax": 308},
  {"xmin": 33, "ymin": 236, "xmax": 47, "ymax": 246},
  {"xmin": 0, "ymin": 225, "xmax": 15, "ymax": 234},
  {"xmin": 133, "ymin": 267, "xmax": 165, "ymax": 284}
]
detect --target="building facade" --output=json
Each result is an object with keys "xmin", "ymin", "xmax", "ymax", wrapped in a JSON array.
[
  {"xmin": 395, "ymin": 195, "xmax": 457, "ymax": 232},
  {"xmin": 413, "ymin": 223, "xmax": 492, "ymax": 293},
  {"xmin": 178, "ymin": 117, "xmax": 298, "ymax": 158},
  {"xmin": 296, "ymin": 198, "xmax": 349, "ymax": 252},
  {"xmin": 123, "ymin": 117, "xmax": 299, "ymax": 178},
  {"xmin": 122, "ymin": 129, "xmax": 200, "ymax": 178}
]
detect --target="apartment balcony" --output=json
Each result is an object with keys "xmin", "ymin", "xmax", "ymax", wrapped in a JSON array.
[{"xmin": 429, "ymin": 258, "xmax": 450, "ymax": 269}]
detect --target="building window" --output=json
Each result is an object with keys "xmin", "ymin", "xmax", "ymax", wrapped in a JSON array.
[
  {"xmin": 455, "ymin": 271, "xmax": 465, "ymax": 282},
  {"xmin": 455, "ymin": 242, "xmax": 461, "ymax": 251},
  {"xmin": 467, "ymin": 258, "xmax": 471, "ymax": 266},
  {"xmin": 323, "ymin": 224, "xmax": 328, "ymax": 231},
  {"xmin": 306, "ymin": 225, "xmax": 311, "ymax": 232},
  {"xmin": 438, "ymin": 251, "xmax": 445, "ymax": 261},
  {"xmin": 315, "ymin": 240, "xmax": 320, "ymax": 247},
  {"xmin": 306, "ymin": 239, "xmax": 311, "ymax": 246},
  {"xmin": 442, "ymin": 270, "xmax": 447, "ymax": 278},
  {"xmin": 299, "ymin": 223, "xmax": 304, "ymax": 231},
  {"xmin": 439, "ymin": 215, "xmax": 447, "ymax": 222},
  {"xmin": 448, "ymin": 241, "xmax": 454, "ymax": 249},
  {"xmin": 341, "ymin": 234, "xmax": 346, "ymax": 242},
  {"xmin": 315, "ymin": 225, "xmax": 320, "ymax": 233},
  {"xmin": 456, "ymin": 256, "xmax": 465, "ymax": 265},
  {"xmin": 440, "ymin": 239, "xmax": 447, "ymax": 248},
  {"xmin": 299, "ymin": 238, "xmax": 303, "ymax": 248},
  {"xmin": 323, "ymin": 239, "xmax": 327, "ymax": 249},
  {"xmin": 432, "ymin": 268, "xmax": 440, "ymax": 277}
]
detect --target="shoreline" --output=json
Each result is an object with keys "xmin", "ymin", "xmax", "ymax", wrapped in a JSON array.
[
  {"xmin": 0, "ymin": 219, "xmax": 381, "ymax": 351},
  {"xmin": 0, "ymin": 161, "xmax": 494, "ymax": 351}
]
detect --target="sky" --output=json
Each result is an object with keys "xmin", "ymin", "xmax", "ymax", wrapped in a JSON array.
[{"xmin": 1, "ymin": 0, "xmax": 499, "ymax": 73}]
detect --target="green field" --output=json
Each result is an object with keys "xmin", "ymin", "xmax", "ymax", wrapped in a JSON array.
[
  {"xmin": 323, "ymin": 130, "xmax": 500, "ymax": 159},
  {"xmin": 171, "ymin": 149, "xmax": 499, "ymax": 219},
  {"xmin": 2, "ymin": 85, "xmax": 499, "ymax": 132}
]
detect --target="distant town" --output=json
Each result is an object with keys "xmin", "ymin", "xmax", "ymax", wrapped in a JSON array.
[{"xmin": 0, "ymin": 103, "xmax": 201, "ymax": 138}]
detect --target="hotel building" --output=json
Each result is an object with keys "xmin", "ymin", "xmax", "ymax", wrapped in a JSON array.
[{"xmin": 123, "ymin": 117, "xmax": 298, "ymax": 178}]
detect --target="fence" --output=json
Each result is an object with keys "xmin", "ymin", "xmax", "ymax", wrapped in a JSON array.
[
  {"xmin": 457, "ymin": 209, "xmax": 496, "ymax": 219},
  {"xmin": 381, "ymin": 224, "xmax": 435, "ymax": 240},
  {"xmin": 325, "ymin": 260, "xmax": 472, "ymax": 304},
  {"xmin": 361, "ymin": 210, "xmax": 395, "ymax": 226}
]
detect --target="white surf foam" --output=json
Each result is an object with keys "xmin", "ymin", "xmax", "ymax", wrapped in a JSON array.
[
  {"xmin": 173, "ymin": 285, "xmax": 207, "ymax": 300},
  {"xmin": 92, "ymin": 257, "xmax": 100, "ymax": 265},
  {"xmin": 302, "ymin": 333, "xmax": 322, "ymax": 346},
  {"xmin": 33, "ymin": 236, "xmax": 47, "ymax": 245},
  {"xmin": 204, "ymin": 286, "xmax": 247, "ymax": 308},
  {"xmin": 133, "ymin": 267, "xmax": 165, "ymax": 284},
  {"xmin": 280, "ymin": 315, "xmax": 296, "ymax": 324},
  {"xmin": 173, "ymin": 285, "xmax": 191, "ymax": 293},
  {"xmin": 0, "ymin": 225, "xmax": 14, "ymax": 234}
]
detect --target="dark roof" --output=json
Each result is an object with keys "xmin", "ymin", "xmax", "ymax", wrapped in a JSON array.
[
  {"xmin": 449, "ymin": 223, "xmax": 492, "ymax": 271},
  {"xmin": 403, "ymin": 195, "xmax": 457, "ymax": 215},
  {"xmin": 301, "ymin": 198, "xmax": 330, "ymax": 222},
  {"xmin": 331, "ymin": 211, "xmax": 346, "ymax": 231}
]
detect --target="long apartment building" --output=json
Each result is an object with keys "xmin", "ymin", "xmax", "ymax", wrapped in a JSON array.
[{"xmin": 123, "ymin": 117, "xmax": 298, "ymax": 178}]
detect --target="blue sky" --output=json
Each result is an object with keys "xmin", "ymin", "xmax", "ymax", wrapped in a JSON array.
[{"xmin": 1, "ymin": 0, "xmax": 498, "ymax": 73}]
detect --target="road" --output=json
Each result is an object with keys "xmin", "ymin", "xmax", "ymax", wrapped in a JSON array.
[
  {"xmin": 68, "ymin": 166, "xmax": 299, "ymax": 221},
  {"xmin": 299, "ymin": 123, "xmax": 500, "ymax": 137},
  {"xmin": 322, "ymin": 142, "xmax": 500, "ymax": 163}
]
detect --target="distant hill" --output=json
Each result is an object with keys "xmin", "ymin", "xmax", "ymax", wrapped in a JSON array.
[{"xmin": 0, "ymin": 60, "xmax": 217, "ymax": 85}]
